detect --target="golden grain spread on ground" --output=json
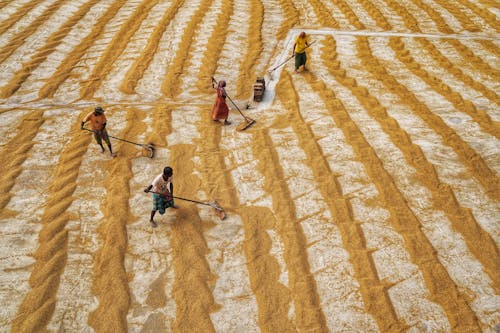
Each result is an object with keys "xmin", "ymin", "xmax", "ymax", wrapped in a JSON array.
[{"xmin": 0, "ymin": 0, "xmax": 498, "ymax": 332}]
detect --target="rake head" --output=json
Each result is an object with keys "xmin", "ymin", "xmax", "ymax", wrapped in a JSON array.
[
  {"xmin": 208, "ymin": 200, "xmax": 226, "ymax": 220},
  {"xmin": 236, "ymin": 118, "xmax": 256, "ymax": 131}
]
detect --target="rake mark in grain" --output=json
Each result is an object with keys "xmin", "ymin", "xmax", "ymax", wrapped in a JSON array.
[
  {"xmin": 80, "ymin": 0, "xmax": 159, "ymax": 99},
  {"xmin": 276, "ymin": 0, "xmax": 299, "ymax": 40},
  {"xmin": 0, "ymin": 0, "xmax": 101, "ymax": 98},
  {"xmin": 278, "ymin": 70, "xmax": 404, "ymax": 332},
  {"xmin": 169, "ymin": 144, "xmax": 218, "ymax": 333},
  {"xmin": 408, "ymin": 0, "xmax": 500, "ymax": 80},
  {"xmin": 0, "ymin": 0, "xmax": 68, "ymax": 65},
  {"xmin": 235, "ymin": 0, "xmax": 263, "ymax": 99},
  {"xmin": 39, "ymin": 0, "xmax": 127, "ymax": 99},
  {"xmin": 301, "ymin": 69, "xmax": 482, "ymax": 332},
  {"xmin": 253, "ymin": 127, "xmax": 328, "ymax": 332},
  {"xmin": 433, "ymin": 0, "xmax": 481, "ymax": 32},
  {"xmin": 12, "ymin": 117, "xmax": 91, "ymax": 332},
  {"xmin": 88, "ymin": 108, "xmax": 144, "ymax": 332},
  {"xmin": 378, "ymin": 1, "xmax": 500, "ymax": 137},
  {"xmin": 357, "ymin": 37, "xmax": 500, "ymax": 201},
  {"xmin": 162, "ymin": 0, "xmax": 213, "ymax": 98},
  {"xmin": 391, "ymin": 37, "xmax": 500, "ymax": 138},
  {"xmin": 454, "ymin": 0, "xmax": 500, "ymax": 31},
  {"xmin": 195, "ymin": 105, "xmax": 295, "ymax": 331},
  {"xmin": 121, "ymin": 0, "xmax": 185, "ymax": 94},
  {"xmin": 0, "ymin": 111, "xmax": 44, "ymax": 212},
  {"xmin": 322, "ymin": 35, "xmax": 500, "ymax": 291},
  {"xmin": 0, "ymin": 0, "xmax": 40, "ymax": 36},
  {"xmin": 196, "ymin": 0, "xmax": 233, "ymax": 93}
]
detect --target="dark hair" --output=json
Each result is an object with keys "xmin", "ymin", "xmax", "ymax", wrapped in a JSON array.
[
  {"xmin": 163, "ymin": 166, "xmax": 173, "ymax": 176},
  {"xmin": 94, "ymin": 106, "xmax": 104, "ymax": 113}
]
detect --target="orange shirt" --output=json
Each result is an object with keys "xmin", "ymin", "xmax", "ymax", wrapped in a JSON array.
[{"xmin": 84, "ymin": 112, "xmax": 106, "ymax": 131}]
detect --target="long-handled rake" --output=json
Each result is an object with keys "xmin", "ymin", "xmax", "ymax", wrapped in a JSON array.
[
  {"xmin": 211, "ymin": 77, "xmax": 256, "ymax": 131},
  {"xmin": 268, "ymin": 40, "xmax": 316, "ymax": 79},
  {"xmin": 149, "ymin": 191, "xmax": 226, "ymax": 220},
  {"xmin": 82, "ymin": 127, "xmax": 155, "ymax": 158}
]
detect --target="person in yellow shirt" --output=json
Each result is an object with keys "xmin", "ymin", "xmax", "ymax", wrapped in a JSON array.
[
  {"xmin": 292, "ymin": 31, "xmax": 309, "ymax": 72},
  {"xmin": 81, "ymin": 106, "xmax": 116, "ymax": 157}
]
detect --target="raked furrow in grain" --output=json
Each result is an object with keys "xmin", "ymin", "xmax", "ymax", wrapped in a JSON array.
[
  {"xmin": 355, "ymin": 0, "xmax": 391, "ymax": 30},
  {"xmin": 197, "ymin": 105, "xmax": 294, "ymax": 332},
  {"xmin": 234, "ymin": 0, "xmax": 263, "ymax": 99},
  {"xmin": 0, "ymin": 0, "xmax": 41, "ymax": 36},
  {"xmin": 451, "ymin": 39, "xmax": 500, "ymax": 81},
  {"xmin": 322, "ymin": 35, "xmax": 499, "ymax": 326},
  {"xmin": 408, "ymin": 37, "xmax": 499, "ymax": 114},
  {"xmin": 454, "ymin": 0, "xmax": 499, "ymax": 32},
  {"xmin": 95, "ymin": 2, "xmax": 176, "ymax": 101},
  {"xmin": 195, "ymin": 0, "xmax": 233, "ymax": 94},
  {"xmin": 43, "ymin": 154, "xmax": 103, "ymax": 332},
  {"xmin": 124, "ymin": 102, "xmax": 175, "ymax": 329},
  {"xmin": 11, "ymin": 115, "xmax": 91, "ymax": 332},
  {"xmin": 277, "ymin": 70, "xmax": 402, "ymax": 331},
  {"xmin": 38, "ymin": 0, "xmax": 126, "ymax": 99},
  {"xmin": 125, "ymin": 109, "xmax": 175, "ymax": 331},
  {"xmin": 194, "ymin": 114, "xmax": 261, "ymax": 331},
  {"xmin": 251, "ymin": 0, "xmax": 283, "ymax": 84},
  {"xmin": 79, "ymin": 0, "xmax": 158, "ymax": 100},
  {"xmin": 87, "ymin": 107, "xmax": 144, "ymax": 332},
  {"xmin": 51, "ymin": 0, "xmax": 143, "ymax": 102},
  {"xmin": 299, "ymin": 69, "xmax": 482, "ymax": 332},
  {"xmin": 13, "ymin": 0, "xmax": 115, "ymax": 100},
  {"xmin": 168, "ymin": 145, "xmax": 218, "ymax": 332},
  {"xmin": 177, "ymin": 0, "xmax": 223, "ymax": 99},
  {"xmin": 408, "ymin": 0, "xmax": 500, "ymax": 82},
  {"xmin": 251, "ymin": 125, "xmax": 332, "ymax": 332},
  {"xmin": 374, "ymin": 0, "xmax": 500, "ymax": 135},
  {"xmin": 0, "ymin": 0, "xmax": 13, "ymax": 11},
  {"xmin": 302, "ymin": 0, "xmax": 338, "ymax": 28},
  {"xmin": 44, "ymin": 108, "xmax": 127, "ymax": 332},
  {"xmin": 162, "ymin": 0, "xmax": 214, "ymax": 98},
  {"xmin": 213, "ymin": 0, "xmax": 249, "ymax": 92},
  {"xmin": 333, "ymin": 0, "xmax": 378, "ymax": 30},
  {"xmin": 433, "ymin": 0, "xmax": 482, "ymax": 32},
  {"xmin": 0, "ymin": 109, "xmax": 79, "ymax": 331},
  {"xmin": 329, "ymin": 0, "xmax": 366, "ymax": 30},
  {"xmin": 0, "ymin": 0, "xmax": 67, "ymax": 66},
  {"xmin": 363, "ymin": 0, "xmax": 406, "ymax": 31},
  {"xmin": 324, "ymin": 34, "xmax": 500, "ymax": 287},
  {"xmin": 134, "ymin": 0, "xmax": 200, "ymax": 100},
  {"xmin": 276, "ymin": 0, "xmax": 299, "ymax": 40},
  {"xmin": 0, "ymin": 110, "xmax": 44, "ymax": 212},
  {"xmin": 389, "ymin": 37, "xmax": 499, "ymax": 138},
  {"xmin": 121, "ymin": 0, "xmax": 185, "ymax": 95},
  {"xmin": 358, "ymin": 37, "xmax": 500, "ymax": 201},
  {"xmin": 0, "ymin": 0, "xmax": 55, "ymax": 50},
  {"xmin": 0, "ymin": 0, "xmax": 101, "ymax": 99}
]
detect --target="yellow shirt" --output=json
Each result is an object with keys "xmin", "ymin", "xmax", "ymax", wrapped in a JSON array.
[{"xmin": 294, "ymin": 36, "xmax": 308, "ymax": 54}]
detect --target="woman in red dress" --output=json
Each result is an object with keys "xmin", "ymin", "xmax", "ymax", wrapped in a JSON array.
[{"xmin": 211, "ymin": 80, "xmax": 231, "ymax": 125}]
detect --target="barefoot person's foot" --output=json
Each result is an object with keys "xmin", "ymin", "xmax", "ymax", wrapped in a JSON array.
[
  {"xmin": 224, "ymin": 120, "xmax": 231, "ymax": 125},
  {"xmin": 150, "ymin": 219, "xmax": 157, "ymax": 228},
  {"xmin": 111, "ymin": 152, "xmax": 117, "ymax": 157}
]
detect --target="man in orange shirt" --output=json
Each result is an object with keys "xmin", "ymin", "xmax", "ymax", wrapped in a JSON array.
[{"xmin": 81, "ymin": 106, "xmax": 116, "ymax": 157}]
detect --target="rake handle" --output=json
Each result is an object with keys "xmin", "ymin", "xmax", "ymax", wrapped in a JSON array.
[
  {"xmin": 269, "ymin": 40, "xmax": 317, "ymax": 73},
  {"xmin": 82, "ymin": 127, "xmax": 147, "ymax": 148},
  {"xmin": 148, "ymin": 191, "xmax": 211, "ymax": 207}
]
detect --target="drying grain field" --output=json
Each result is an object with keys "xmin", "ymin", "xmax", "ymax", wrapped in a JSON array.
[{"xmin": 0, "ymin": 0, "xmax": 498, "ymax": 332}]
